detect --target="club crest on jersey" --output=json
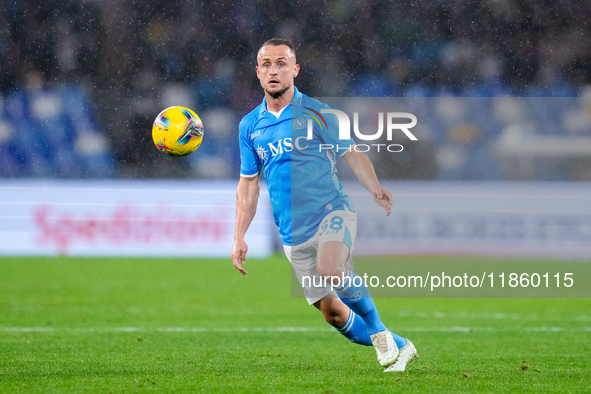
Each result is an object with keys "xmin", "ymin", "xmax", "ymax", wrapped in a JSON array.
[{"xmin": 292, "ymin": 117, "xmax": 307, "ymax": 130}]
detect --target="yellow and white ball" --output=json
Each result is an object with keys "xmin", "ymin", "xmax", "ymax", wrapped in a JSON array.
[{"xmin": 152, "ymin": 106, "xmax": 204, "ymax": 157}]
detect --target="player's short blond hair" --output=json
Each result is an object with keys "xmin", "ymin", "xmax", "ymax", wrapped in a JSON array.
[{"xmin": 259, "ymin": 38, "xmax": 296, "ymax": 61}]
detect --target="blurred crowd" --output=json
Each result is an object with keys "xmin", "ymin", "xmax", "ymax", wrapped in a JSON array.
[
  {"xmin": 1, "ymin": 0, "xmax": 591, "ymax": 180},
  {"xmin": 3, "ymin": 0, "xmax": 590, "ymax": 94}
]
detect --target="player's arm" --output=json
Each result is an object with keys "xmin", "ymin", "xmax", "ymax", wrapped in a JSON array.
[
  {"xmin": 231, "ymin": 174, "xmax": 260, "ymax": 275},
  {"xmin": 342, "ymin": 149, "xmax": 393, "ymax": 216}
]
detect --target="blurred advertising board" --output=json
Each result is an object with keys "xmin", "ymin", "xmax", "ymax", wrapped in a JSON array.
[
  {"xmin": 349, "ymin": 181, "xmax": 591, "ymax": 258},
  {"xmin": 2, "ymin": 180, "xmax": 589, "ymax": 259},
  {"xmin": 0, "ymin": 180, "xmax": 273, "ymax": 258}
]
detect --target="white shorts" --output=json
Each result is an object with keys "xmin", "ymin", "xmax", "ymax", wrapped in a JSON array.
[{"xmin": 283, "ymin": 209, "xmax": 357, "ymax": 305}]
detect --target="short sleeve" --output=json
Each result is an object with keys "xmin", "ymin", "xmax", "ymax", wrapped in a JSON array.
[{"xmin": 239, "ymin": 117, "xmax": 260, "ymax": 177}]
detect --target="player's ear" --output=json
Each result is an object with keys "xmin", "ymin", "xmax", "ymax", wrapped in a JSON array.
[
  {"xmin": 256, "ymin": 66, "xmax": 261, "ymax": 80},
  {"xmin": 293, "ymin": 64, "xmax": 300, "ymax": 78}
]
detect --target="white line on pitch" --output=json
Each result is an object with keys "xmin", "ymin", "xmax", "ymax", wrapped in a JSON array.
[{"xmin": 1, "ymin": 326, "xmax": 590, "ymax": 333}]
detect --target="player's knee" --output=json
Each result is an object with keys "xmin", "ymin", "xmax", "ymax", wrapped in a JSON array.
[
  {"xmin": 319, "ymin": 300, "xmax": 347, "ymax": 327},
  {"xmin": 322, "ymin": 310, "xmax": 339, "ymax": 326},
  {"xmin": 316, "ymin": 264, "xmax": 345, "ymax": 286}
]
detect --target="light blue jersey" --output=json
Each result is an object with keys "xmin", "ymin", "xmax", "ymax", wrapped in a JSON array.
[{"xmin": 239, "ymin": 87, "xmax": 355, "ymax": 245}]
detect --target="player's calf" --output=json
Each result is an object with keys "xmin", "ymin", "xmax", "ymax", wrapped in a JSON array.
[{"xmin": 314, "ymin": 297, "xmax": 372, "ymax": 346}]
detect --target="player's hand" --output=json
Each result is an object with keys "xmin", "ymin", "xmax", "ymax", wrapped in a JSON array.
[
  {"xmin": 373, "ymin": 187, "xmax": 394, "ymax": 216},
  {"xmin": 231, "ymin": 238, "xmax": 249, "ymax": 275}
]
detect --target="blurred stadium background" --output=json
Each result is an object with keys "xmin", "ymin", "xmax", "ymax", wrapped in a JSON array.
[
  {"xmin": 2, "ymin": 2, "xmax": 591, "ymax": 391},
  {"xmin": 1, "ymin": 0, "xmax": 590, "ymax": 258}
]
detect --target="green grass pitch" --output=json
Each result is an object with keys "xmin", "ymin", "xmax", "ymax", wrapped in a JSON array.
[{"xmin": 1, "ymin": 255, "xmax": 590, "ymax": 392}]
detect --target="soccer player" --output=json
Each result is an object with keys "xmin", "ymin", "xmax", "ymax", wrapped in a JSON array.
[{"xmin": 231, "ymin": 38, "xmax": 417, "ymax": 372}]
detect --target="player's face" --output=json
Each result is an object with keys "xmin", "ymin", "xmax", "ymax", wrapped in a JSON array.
[{"xmin": 256, "ymin": 45, "xmax": 300, "ymax": 99}]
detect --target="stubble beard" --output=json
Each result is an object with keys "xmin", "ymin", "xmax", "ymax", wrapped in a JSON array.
[{"xmin": 265, "ymin": 84, "xmax": 290, "ymax": 99}]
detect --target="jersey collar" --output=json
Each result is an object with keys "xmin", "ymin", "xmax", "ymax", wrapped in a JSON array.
[{"xmin": 259, "ymin": 86, "xmax": 303, "ymax": 115}]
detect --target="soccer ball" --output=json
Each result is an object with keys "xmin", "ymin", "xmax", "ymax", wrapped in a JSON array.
[{"xmin": 152, "ymin": 106, "xmax": 204, "ymax": 157}]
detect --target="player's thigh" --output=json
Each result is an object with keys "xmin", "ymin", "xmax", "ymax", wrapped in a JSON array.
[
  {"xmin": 316, "ymin": 210, "xmax": 357, "ymax": 277},
  {"xmin": 316, "ymin": 241, "xmax": 350, "ymax": 277}
]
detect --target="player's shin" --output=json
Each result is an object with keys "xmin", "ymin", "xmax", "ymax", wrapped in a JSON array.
[
  {"xmin": 335, "ymin": 309, "xmax": 372, "ymax": 346},
  {"xmin": 335, "ymin": 270, "xmax": 407, "ymax": 348}
]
